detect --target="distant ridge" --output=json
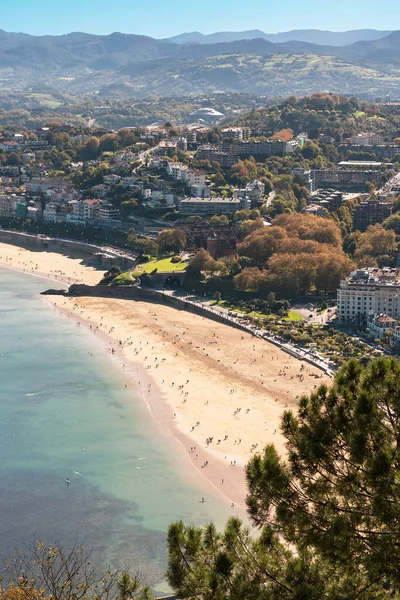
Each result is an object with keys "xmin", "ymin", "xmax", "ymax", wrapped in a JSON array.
[
  {"xmin": 0, "ymin": 28, "xmax": 398, "ymax": 98},
  {"xmin": 167, "ymin": 28, "xmax": 393, "ymax": 47}
]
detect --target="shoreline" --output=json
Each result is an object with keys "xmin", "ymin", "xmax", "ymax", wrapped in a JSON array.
[
  {"xmin": 46, "ymin": 297, "xmax": 248, "ymax": 510},
  {"xmin": 0, "ymin": 242, "xmax": 331, "ymax": 510}
]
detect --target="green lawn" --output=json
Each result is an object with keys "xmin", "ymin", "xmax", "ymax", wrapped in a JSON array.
[
  {"xmin": 111, "ymin": 272, "xmax": 136, "ymax": 285},
  {"xmin": 287, "ymin": 311, "xmax": 303, "ymax": 322},
  {"xmin": 132, "ymin": 256, "xmax": 187, "ymax": 276}
]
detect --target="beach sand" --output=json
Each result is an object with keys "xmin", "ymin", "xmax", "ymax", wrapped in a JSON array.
[
  {"xmin": 0, "ymin": 242, "xmax": 106, "ymax": 286},
  {"xmin": 0, "ymin": 242, "xmax": 331, "ymax": 509}
]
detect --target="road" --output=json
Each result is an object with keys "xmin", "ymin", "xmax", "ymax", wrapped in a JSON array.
[{"xmin": 378, "ymin": 171, "xmax": 400, "ymax": 194}]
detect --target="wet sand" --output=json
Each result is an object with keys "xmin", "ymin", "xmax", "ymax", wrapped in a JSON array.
[{"xmin": 0, "ymin": 243, "xmax": 331, "ymax": 508}]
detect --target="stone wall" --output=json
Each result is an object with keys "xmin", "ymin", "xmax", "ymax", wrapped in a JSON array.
[
  {"xmin": 0, "ymin": 230, "xmax": 135, "ymax": 268},
  {"xmin": 64, "ymin": 284, "xmax": 251, "ymax": 334}
]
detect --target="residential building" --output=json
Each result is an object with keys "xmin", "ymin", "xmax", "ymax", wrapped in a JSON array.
[
  {"xmin": 353, "ymin": 200, "xmax": 392, "ymax": 232},
  {"xmin": 185, "ymin": 169, "xmax": 206, "ymax": 187},
  {"xmin": 303, "ymin": 203, "xmax": 326, "ymax": 216},
  {"xmin": 367, "ymin": 314, "xmax": 398, "ymax": 339},
  {"xmin": 0, "ymin": 166, "xmax": 20, "ymax": 177},
  {"xmin": 0, "ymin": 195, "xmax": 17, "ymax": 217},
  {"xmin": 179, "ymin": 196, "xmax": 250, "ymax": 215},
  {"xmin": 166, "ymin": 162, "xmax": 188, "ymax": 180},
  {"xmin": 67, "ymin": 199, "xmax": 101, "ymax": 225},
  {"xmin": 311, "ymin": 190, "xmax": 343, "ymax": 212},
  {"xmin": 312, "ymin": 167, "xmax": 386, "ymax": 192},
  {"xmin": 337, "ymin": 268, "xmax": 400, "ymax": 321},
  {"xmin": 26, "ymin": 178, "xmax": 68, "ymax": 194},
  {"xmin": 0, "ymin": 141, "xmax": 21, "ymax": 151},
  {"xmin": 103, "ymin": 174, "xmax": 121, "ymax": 186},
  {"xmin": 221, "ymin": 127, "xmax": 251, "ymax": 141},
  {"xmin": 186, "ymin": 131, "xmax": 197, "ymax": 144},
  {"xmin": 345, "ymin": 144, "xmax": 400, "ymax": 160},
  {"xmin": 233, "ymin": 180, "xmax": 265, "ymax": 208},
  {"xmin": 196, "ymin": 146, "xmax": 237, "ymax": 167},
  {"xmin": 43, "ymin": 202, "xmax": 63, "ymax": 223},
  {"xmin": 349, "ymin": 133, "xmax": 384, "ymax": 146},
  {"xmin": 98, "ymin": 203, "xmax": 120, "ymax": 220},
  {"xmin": 225, "ymin": 140, "xmax": 296, "ymax": 157}
]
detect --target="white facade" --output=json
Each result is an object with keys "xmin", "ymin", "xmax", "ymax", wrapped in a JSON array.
[
  {"xmin": 185, "ymin": 169, "xmax": 206, "ymax": 186},
  {"xmin": 367, "ymin": 314, "xmax": 398, "ymax": 339},
  {"xmin": 43, "ymin": 202, "xmax": 59, "ymax": 223},
  {"xmin": 338, "ymin": 268, "xmax": 400, "ymax": 321},
  {"xmin": 349, "ymin": 133, "xmax": 384, "ymax": 146},
  {"xmin": 167, "ymin": 162, "xmax": 188, "ymax": 180}
]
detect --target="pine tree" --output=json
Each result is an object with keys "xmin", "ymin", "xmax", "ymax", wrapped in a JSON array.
[{"xmin": 167, "ymin": 358, "xmax": 400, "ymax": 599}]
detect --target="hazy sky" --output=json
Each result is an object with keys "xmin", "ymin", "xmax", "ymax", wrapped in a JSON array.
[{"xmin": 2, "ymin": 0, "xmax": 399, "ymax": 37}]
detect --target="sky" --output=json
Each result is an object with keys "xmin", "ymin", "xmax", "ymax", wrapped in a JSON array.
[{"xmin": 2, "ymin": 0, "xmax": 399, "ymax": 38}]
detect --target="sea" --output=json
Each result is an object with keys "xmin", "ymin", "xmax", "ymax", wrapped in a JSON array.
[{"xmin": 0, "ymin": 268, "xmax": 231, "ymax": 593}]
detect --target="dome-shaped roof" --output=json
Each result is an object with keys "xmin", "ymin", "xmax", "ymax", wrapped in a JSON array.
[{"xmin": 189, "ymin": 107, "xmax": 224, "ymax": 117}]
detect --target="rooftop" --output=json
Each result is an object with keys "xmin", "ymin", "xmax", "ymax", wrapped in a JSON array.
[
  {"xmin": 181, "ymin": 197, "xmax": 243, "ymax": 204},
  {"xmin": 346, "ymin": 267, "xmax": 400, "ymax": 286}
]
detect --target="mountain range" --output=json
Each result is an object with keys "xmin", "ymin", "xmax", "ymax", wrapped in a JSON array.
[
  {"xmin": 167, "ymin": 29, "xmax": 393, "ymax": 46},
  {"xmin": 0, "ymin": 28, "xmax": 400, "ymax": 100}
]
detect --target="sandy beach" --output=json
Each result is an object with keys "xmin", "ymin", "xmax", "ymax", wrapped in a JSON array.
[
  {"xmin": 0, "ymin": 242, "xmax": 106, "ymax": 286},
  {"xmin": 0, "ymin": 242, "xmax": 331, "ymax": 509}
]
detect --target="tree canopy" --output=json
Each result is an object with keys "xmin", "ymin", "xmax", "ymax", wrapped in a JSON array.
[{"xmin": 167, "ymin": 358, "xmax": 400, "ymax": 599}]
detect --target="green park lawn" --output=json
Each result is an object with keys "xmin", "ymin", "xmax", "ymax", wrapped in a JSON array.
[
  {"xmin": 287, "ymin": 310, "xmax": 303, "ymax": 322},
  {"xmin": 132, "ymin": 256, "xmax": 187, "ymax": 276}
]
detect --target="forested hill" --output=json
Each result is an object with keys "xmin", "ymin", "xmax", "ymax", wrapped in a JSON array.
[
  {"xmin": 0, "ymin": 29, "xmax": 400, "ymax": 98},
  {"xmin": 226, "ymin": 93, "xmax": 398, "ymax": 137}
]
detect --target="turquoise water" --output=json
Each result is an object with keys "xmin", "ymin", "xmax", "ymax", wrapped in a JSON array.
[{"xmin": 0, "ymin": 269, "xmax": 230, "ymax": 592}]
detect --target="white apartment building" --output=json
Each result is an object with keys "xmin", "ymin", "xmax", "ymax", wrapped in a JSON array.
[
  {"xmin": 337, "ymin": 268, "xmax": 400, "ymax": 321},
  {"xmin": 166, "ymin": 162, "xmax": 188, "ymax": 180},
  {"xmin": 43, "ymin": 202, "xmax": 60, "ymax": 223},
  {"xmin": 349, "ymin": 133, "xmax": 384, "ymax": 146},
  {"xmin": 185, "ymin": 169, "xmax": 206, "ymax": 187}
]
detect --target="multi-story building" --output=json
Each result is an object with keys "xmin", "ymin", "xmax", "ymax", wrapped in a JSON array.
[
  {"xmin": 43, "ymin": 202, "xmax": 62, "ymax": 223},
  {"xmin": 349, "ymin": 133, "xmax": 384, "ymax": 146},
  {"xmin": 353, "ymin": 200, "xmax": 392, "ymax": 232},
  {"xmin": 196, "ymin": 145, "xmax": 237, "ymax": 167},
  {"xmin": 166, "ymin": 162, "xmax": 188, "ymax": 180},
  {"xmin": 337, "ymin": 268, "xmax": 400, "ymax": 322},
  {"xmin": 185, "ymin": 169, "xmax": 206, "ymax": 187},
  {"xmin": 367, "ymin": 314, "xmax": 399, "ymax": 339},
  {"xmin": 225, "ymin": 140, "xmax": 296, "ymax": 157},
  {"xmin": 66, "ymin": 199, "xmax": 101, "ymax": 225},
  {"xmin": 311, "ymin": 190, "xmax": 343, "ymax": 212},
  {"xmin": 346, "ymin": 144, "xmax": 400, "ymax": 160},
  {"xmin": 233, "ymin": 180, "xmax": 265, "ymax": 208},
  {"xmin": 179, "ymin": 196, "xmax": 250, "ymax": 215},
  {"xmin": 312, "ymin": 166, "xmax": 386, "ymax": 192},
  {"xmin": 97, "ymin": 202, "xmax": 122, "ymax": 228},
  {"xmin": 221, "ymin": 127, "xmax": 251, "ymax": 141}
]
